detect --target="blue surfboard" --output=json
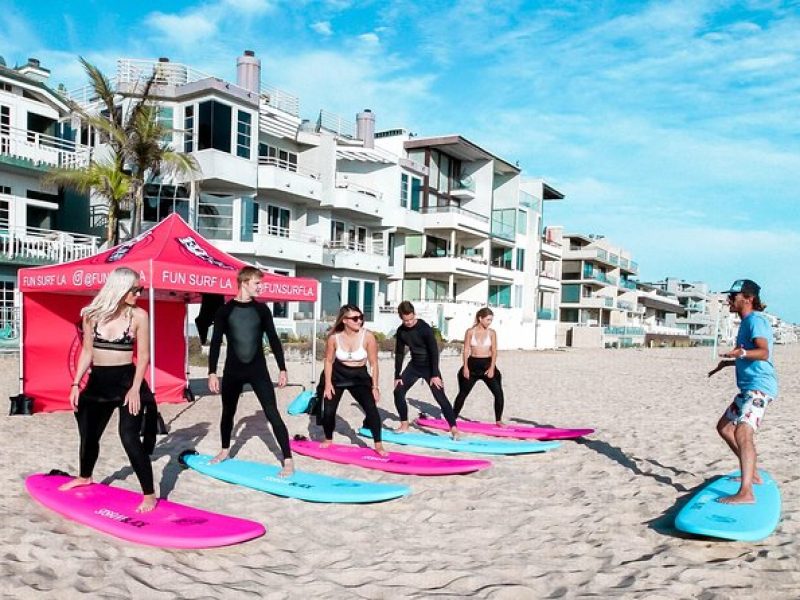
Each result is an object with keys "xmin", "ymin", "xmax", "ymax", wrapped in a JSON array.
[
  {"xmin": 179, "ymin": 451, "xmax": 410, "ymax": 504},
  {"xmin": 359, "ymin": 428, "xmax": 561, "ymax": 455},
  {"xmin": 674, "ymin": 470, "xmax": 781, "ymax": 541},
  {"xmin": 287, "ymin": 390, "xmax": 315, "ymax": 415}
]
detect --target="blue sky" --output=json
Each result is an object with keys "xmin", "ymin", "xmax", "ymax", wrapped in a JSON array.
[{"xmin": 3, "ymin": 0, "xmax": 799, "ymax": 321}]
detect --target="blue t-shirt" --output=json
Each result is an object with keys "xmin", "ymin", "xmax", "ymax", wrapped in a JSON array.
[{"xmin": 735, "ymin": 312, "xmax": 778, "ymax": 397}]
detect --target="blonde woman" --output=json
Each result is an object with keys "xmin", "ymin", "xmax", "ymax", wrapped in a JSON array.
[
  {"xmin": 321, "ymin": 304, "xmax": 386, "ymax": 456},
  {"xmin": 453, "ymin": 307, "xmax": 505, "ymax": 426},
  {"xmin": 59, "ymin": 267, "xmax": 157, "ymax": 513}
]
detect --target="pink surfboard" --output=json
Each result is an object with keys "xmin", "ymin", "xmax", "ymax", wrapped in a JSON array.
[
  {"xmin": 290, "ymin": 440, "xmax": 491, "ymax": 475},
  {"xmin": 26, "ymin": 473, "xmax": 265, "ymax": 548},
  {"xmin": 417, "ymin": 418, "xmax": 595, "ymax": 440}
]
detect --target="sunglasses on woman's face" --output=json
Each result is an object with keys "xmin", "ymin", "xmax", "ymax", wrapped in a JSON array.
[
  {"xmin": 129, "ymin": 286, "xmax": 144, "ymax": 295},
  {"xmin": 344, "ymin": 315, "xmax": 364, "ymax": 322}
]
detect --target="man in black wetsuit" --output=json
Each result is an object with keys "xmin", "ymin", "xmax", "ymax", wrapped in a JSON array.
[
  {"xmin": 208, "ymin": 266, "xmax": 293, "ymax": 476},
  {"xmin": 393, "ymin": 301, "xmax": 460, "ymax": 439}
]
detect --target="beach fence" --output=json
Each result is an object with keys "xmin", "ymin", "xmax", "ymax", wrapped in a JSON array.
[{"xmin": 0, "ymin": 305, "xmax": 20, "ymax": 353}]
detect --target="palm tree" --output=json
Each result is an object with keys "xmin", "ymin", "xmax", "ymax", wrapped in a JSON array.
[
  {"xmin": 55, "ymin": 58, "xmax": 199, "ymax": 242},
  {"xmin": 45, "ymin": 160, "xmax": 130, "ymax": 244}
]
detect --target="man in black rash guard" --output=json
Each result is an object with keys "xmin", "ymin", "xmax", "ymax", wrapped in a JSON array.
[
  {"xmin": 393, "ymin": 301, "xmax": 460, "ymax": 439},
  {"xmin": 207, "ymin": 266, "xmax": 293, "ymax": 476}
]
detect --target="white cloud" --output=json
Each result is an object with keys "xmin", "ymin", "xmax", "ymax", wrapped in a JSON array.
[
  {"xmin": 221, "ymin": 0, "xmax": 275, "ymax": 14},
  {"xmin": 311, "ymin": 21, "xmax": 333, "ymax": 36},
  {"xmin": 145, "ymin": 12, "xmax": 218, "ymax": 46},
  {"xmin": 358, "ymin": 32, "xmax": 380, "ymax": 46}
]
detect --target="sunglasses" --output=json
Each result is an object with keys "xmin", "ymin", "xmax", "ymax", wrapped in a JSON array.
[
  {"xmin": 129, "ymin": 286, "xmax": 144, "ymax": 295},
  {"xmin": 344, "ymin": 315, "xmax": 364, "ymax": 322},
  {"xmin": 727, "ymin": 293, "xmax": 738, "ymax": 302}
]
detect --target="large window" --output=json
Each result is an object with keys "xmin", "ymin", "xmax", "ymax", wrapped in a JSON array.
[
  {"xmin": 198, "ymin": 100, "xmax": 231, "ymax": 153},
  {"xmin": 491, "ymin": 247, "xmax": 512, "ymax": 270},
  {"xmin": 400, "ymin": 174, "xmax": 408, "ymax": 208},
  {"xmin": 489, "ymin": 284, "xmax": 511, "ymax": 308},
  {"xmin": 268, "ymin": 205, "xmax": 290, "ymax": 236},
  {"xmin": 330, "ymin": 220, "xmax": 346, "ymax": 244},
  {"xmin": 363, "ymin": 281, "xmax": 375, "ymax": 321},
  {"xmin": 197, "ymin": 193, "xmax": 234, "ymax": 240},
  {"xmin": 156, "ymin": 106, "xmax": 174, "ymax": 143},
  {"xmin": 236, "ymin": 110, "xmax": 252, "ymax": 159},
  {"xmin": 517, "ymin": 209, "xmax": 528, "ymax": 234},
  {"xmin": 426, "ymin": 279, "xmax": 448, "ymax": 301},
  {"xmin": 516, "ymin": 248, "xmax": 525, "ymax": 271},
  {"xmin": 183, "ymin": 105, "xmax": 194, "ymax": 153},
  {"xmin": 400, "ymin": 173, "xmax": 422, "ymax": 211},
  {"xmin": 561, "ymin": 284, "xmax": 580, "ymax": 303},
  {"xmin": 142, "ymin": 183, "xmax": 190, "ymax": 223},
  {"xmin": 259, "ymin": 143, "xmax": 297, "ymax": 171}
]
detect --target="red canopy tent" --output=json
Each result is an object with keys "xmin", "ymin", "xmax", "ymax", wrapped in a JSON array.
[{"xmin": 18, "ymin": 213, "xmax": 318, "ymax": 412}]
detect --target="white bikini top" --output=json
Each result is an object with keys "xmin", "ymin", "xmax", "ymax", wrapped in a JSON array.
[
  {"xmin": 470, "ymin": 328, "xmax": 492, "ymax": 349},
  {"xmin": 335, "ymin": 330, "xmax": 368, "ymax": 362}
]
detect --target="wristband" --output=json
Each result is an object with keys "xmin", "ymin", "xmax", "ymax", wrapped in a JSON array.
[
  {"xmin": 740, "ymin": 348, "xmax": 747, "ymax": 359},
  {"xmin": 71, "ymin": 383, "xmax": 80, "ymax": 387}
]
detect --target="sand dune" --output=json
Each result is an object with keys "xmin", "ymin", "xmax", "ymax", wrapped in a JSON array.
[{"xmin": 2, "ymin": 345, "xmax": 798, "ymax": 599}]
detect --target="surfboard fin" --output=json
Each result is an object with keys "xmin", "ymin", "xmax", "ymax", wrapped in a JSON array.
[
  {"xmin": 178, "ymin": 449, "xmax": 199, "ymax": 468},
  {"xmin": 47, "ymin": 469, "xmax": 70, "ymax": 477}
]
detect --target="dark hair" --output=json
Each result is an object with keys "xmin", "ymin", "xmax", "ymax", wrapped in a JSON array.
[
  {"xmin": 237, "ymin": 266, "xmax": 263, "ymax": 287},
  {"xmin": 745, "ymin": 293, "xmax": 766, "ymax": 312},
  {"xmin": 330, "ymin": 304, "xmax": 364, "ymax": 334},
  {"xmin": 473, "ymin": 307, "xmax": 494, "ymax": 326},
  {"xmin": 397, "ymin": 300, "xmax": 415, "ymax": 316}
]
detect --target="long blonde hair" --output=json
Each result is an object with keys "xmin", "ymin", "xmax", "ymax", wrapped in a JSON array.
[{"xmin": 81, "ymin": 267, "xmax": 140, "ymax": 324}]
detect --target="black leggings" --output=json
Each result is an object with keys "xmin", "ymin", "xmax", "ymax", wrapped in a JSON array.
[
  {"xmin": 75, "ymin": 365, "xmax": 155, "ymax": 495},
  {"xmin": 454, "ymin": 356, "xmax": 504, "ymax": 421},
  {"xmin": 323, "ymin": 384, "xmax": 383, "ymax": 442},
  {"xmin": 220, "ymin": 358, "xmax": 291, "ymax": 459},
  {"xmin": 393, "ymin": 365, "xmax": 457, "ymax": 427}
]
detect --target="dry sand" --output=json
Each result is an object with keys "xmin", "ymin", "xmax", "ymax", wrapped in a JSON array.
[{"xmin": 1, "ymin": 345, "xmax": 798, "ymax": 599}]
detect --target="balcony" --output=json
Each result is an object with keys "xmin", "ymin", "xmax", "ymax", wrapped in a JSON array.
[
  {"xmin": 192, "ymin": 149, "xmax": 257, "ymax": 190},
  {"xmin": 561, "ymin": 295, "xmax": 615, "ymax": 309},
  {"xmin": 381, "ymin": 208, "xmax": 424, "ymax": 234},
  {"xmin": 419, "ymin": 204, "xmax": 489, "ymax": 236},
  {"xmin": 580, "ymin": 268, "xmax": 618, "ymax": 286},
  {"xmin": 563, "ymin": 246, "xmax": 617, "ymax": 268},
  {"xmin": 322, "ymin": 177, "xmax": 383, "ymax": 221},
  {"xmin": 540, "ymin": 238, "xmax": 562, "ymax": 260},
  {"xmin": 323, "ymin": 239, "xmax": 390, "ymax": 273},
  {"xmin": 253, "ymin": 227, "xmax": 324, "ymax": 265},
  {"xmin": 0, "ymin": 125, "xmax": 91, "ymax": 171},
  {"xmin": 490, "ymin": 219, "xmax": 516, "ymax": 243},
  {"xmin": 537, "ymin": 308, "xmax": 556, "ymax": 320},
  {"xmin": 0, "ymin": 218, "xmax": 100, "ymax": 266},
  {"xmin": 619, "ymin": 279, "xmax": 637, "ymax": 290},
  {"xmin": 405, "ymin": 254, "xmax": 489, "ymax": 279},
  {"xmin": 604, "ymin": 326, "xmax": 645, "ymax": 336},
  {"xmin": 257, "ymin": 157, "xmax": 322, "ymax": 205},
  {"xmin": 538, "ymin": 272, "xmax": 561, "ymax": 290}
]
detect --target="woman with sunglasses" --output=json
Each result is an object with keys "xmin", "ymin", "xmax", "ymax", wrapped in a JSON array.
[
  {"xmin": 59, "ymin": 267, "xmax": 158, "ymax": 513},
  {"xmin": 321, "ymin": 305, "xmax": 386, "ymax": 455}
]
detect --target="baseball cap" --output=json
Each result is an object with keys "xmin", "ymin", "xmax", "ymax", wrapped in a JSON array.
[{"xmin": 724, "ymin": 279, "xmax": 761, "ymax": 296}]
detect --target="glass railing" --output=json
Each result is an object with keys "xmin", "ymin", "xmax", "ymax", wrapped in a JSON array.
[
  {"xmin": 537, "ymin": 308, "xmax": 555, "ymax": 320},
  {"xmin": 619, "ymin": 279, "xmax": 637, "ymax": 290},
  {"xmin": 604, "ymin": 326, "xmax": 645, "ymax": 335},
  {"xmin": 609, "ymin": 254, "xmax": 619, "ymax": 265},
  {"xmin": 630, "ymin": 261, "xmax": 639, "ymax": 273},
  {"xmin": 490, "ymin": 220, "xmax": 515, "ymax": 240}
]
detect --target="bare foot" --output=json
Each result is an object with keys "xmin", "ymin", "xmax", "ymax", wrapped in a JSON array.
[
  {"xmin": 374, "ymin": 443, "xmax": 388, "ymax": 457},
  {"xmin": 718, "ymin": 492, "xmax": 756, "ymax": 504},
  {"xmin": 730, "ymin": 474, "xmax": 763, "ymax": 485},
  {"xmin": 58, "ymin": 477, "xmax": 92, "ymax": 492},
  {"xmin": 209, "ymin": 449, "xmax": 229, "ymax": 464},
  {"xmin": 278, "ymin": 459, "xmax": 294, "ymax": 478},
  {"xmin": 396, "ymin": 421, "xmax": 410, "ymax": 433},
  {"xmin": 450, "ymin": 427, "xmax": 461, "ymax": 441},
  {"xmin": 136, "ymin": 494, "xmax": 158, "ymax": 513},
  {"xmin": 320, "ymin": 439, "xmax": 333, "ymax": 449}
]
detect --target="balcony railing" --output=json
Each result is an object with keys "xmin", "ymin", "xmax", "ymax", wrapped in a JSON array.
[
  {"xmin": 334, "ymin": 177, "xmax": 383, "ymax": 200},
  {"xmin": 419, "ymin": 204, "xmax": 489, "ymax": 224},
  {"xmin": 258, "ymin": 156, "xmax": 320, "ymax": 179},
  {"xmin": 537, "ymin": 308, "xmax": 555, "ymax": 320},
  {"xmin": 318, "ymin": 110, "xmax": 355, "ymax": 138},
  {"xmin": 262, "ymin": 226, "xmax": 324, "ymax": 245},
  {"xmin": 490, "ymin": 220, "xmax": 515, "ymax": 241},
  {"xmin": 0, "ymin": 125, "xmax": 91, "ymax": 169},
  {"xmin": 619, "ymin": 279, "xmax": 637, "ymax": 290},
  {"xmin": 260, "ymin": 84, "xmax": 300, "ymax": 117},
  {"xmin": 0, "ymin": 218, "xmax": 100, "ymax": 264},
  {"xmin": 604, "ymin": 326, "xmax": 645, "ymax": 336},
  {"xmin": 325, "ymin": 239, "xmax": 385, "ymax": 256}
]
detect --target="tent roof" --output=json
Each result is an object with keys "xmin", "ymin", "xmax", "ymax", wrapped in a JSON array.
[{"xmin": 18, "ymin": 213, "xmax": 318, "ymax": 302}]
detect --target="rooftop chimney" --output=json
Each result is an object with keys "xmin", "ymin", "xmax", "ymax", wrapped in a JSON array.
[
  {"xmin": 356, "ymin": 109, "xmax": 375, "ymax": 149},
  {"xmin": 18, "ymin": 57, "xmax": 50, "ymax": 83},
  {"xmin": 237, "ymin": 50, "xmax": 261, "ymax": 94}
]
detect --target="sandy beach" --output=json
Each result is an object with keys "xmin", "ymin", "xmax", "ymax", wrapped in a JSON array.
[{"xmin": 1, "ymin": 344, "xmax": 798, "ymax": 599}]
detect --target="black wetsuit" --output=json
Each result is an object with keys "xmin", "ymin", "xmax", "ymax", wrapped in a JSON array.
[
  {"xmin": 208, "ymin": 299, "xmax": 291, "ymax": 459},
  {"xmin": 75, "ymin": 317, "xmax": 156, "ymax": 495},
  {"xmin": 454, "ymin": 356, "xmax": 505, "ymax": 421},
  {"xmin": 393, "ymin": 319, "xmax": 457, "ymax": 427}
]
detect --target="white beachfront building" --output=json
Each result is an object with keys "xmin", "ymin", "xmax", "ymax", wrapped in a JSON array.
[
  {"xmin": 649, "ymin": 278, "xmax": 716, "ymax": 346},
  {"xmin": 555, "ymin": 231, "xmax": 643, "ymax": 348},
  {"xmin": 0, "ymin": 56, "xmax": 101, "ymax": 347},
  {"xmin": 62, "ymin": 52, "xmax": 564, "ymax": 349}
]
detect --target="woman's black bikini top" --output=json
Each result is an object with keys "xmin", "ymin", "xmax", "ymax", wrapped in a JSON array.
[{"xmin": 92, "ymin": 313, "xmax": 135, "ymax": 351}]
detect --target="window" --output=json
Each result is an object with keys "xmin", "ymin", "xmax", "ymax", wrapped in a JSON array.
[
  {"xmin": 426, "ymin": 279, "xmax": 448, "ymax": 301},
  {"xmin": 514, "ymin": 285, "xmax": 523, "ymax": 308},
  {"xmin": 330, "ymin": 220, "xmax": 346, "ymax": 245},
  {"xmin": 183, "ymin": 105, "xmax": 194, "ymax": 153},
  {"xmin": 516, "ymin": 248, "xmax": 525, "ymax": 271},
  {"xmin": 156, "ymin": 106, "xmax": 173, "ymax": 143},
  {"xmin": 400, "ymin": 173, "xmax": 408, "ymax": 208},
  {"xmin": 387, "ymin": 232, "xmax": 395, "ymax": 267},
  {"xmin": 197, "ymin": 100, "xmax": 231, "ymax": 153},
  {"xmin": 489, "ymin": 284, "xmax": 511, "ymax": 308},
  {"xmin": 197, "ymin": 193, "xmax": 233, "ymax": 240},
  {"xmin": 410, "ymin": 177, "xmax": 422, "ymax": 211},
  {"xmin": 0, "ymin": 82, "xmax": 11, "ymax": 92},
  {"xmin": 250, "ymin": 201, "xmax": 261, "ymax": 234},
  {"xmin": 259, "ymin": 143, "xmax": 297, "ymax": 171},
  {"xmin": 0, "ymin": 105, "xmax": 9, "ymax": 154},
  {"xmin": 236, "ymin": 110, "xmax": 252, "ymax": 159},
  {"xmin": 0, "ymin": 278, "xmax": 16, "ymax": 339},
  {"xmin": 363, "ymin": 281, "xmax": 375, "ymax": 321},
  {"xmin": 0, "ymin": 192, "xmax": 9, "ymax": 226},
  {"xmin": 267, "ymin": 205, "xmax": 290, "ymax": 237},
  {"xmin": 347, "ymin": 280, "xmax": 360, "ymax": 305},
  {"xmin": 143, "ymin": 183, "xmax": 190, "ymax": 223},
  {"xmin": 491, "ymin": 247, "xmax": 512, "ymax": 269},
  {"xmin": 272, "ymin": 270, "xmax": 289, "ymax": 318},
  {"xmin": 403, "ymin": 279, "xmax": 421, "ymax": 301},
  {"xmin": 517, "ymin": 209, "xmax": 527, "ymax": 234},
  {"xmin": 561, "ymin": 284, "xmax": 580, "ymax": 303}
]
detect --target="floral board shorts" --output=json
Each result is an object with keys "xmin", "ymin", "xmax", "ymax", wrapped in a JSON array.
[{"xmin": 722, "ymin": 390, "xmax": 774, "ymax": 431}]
